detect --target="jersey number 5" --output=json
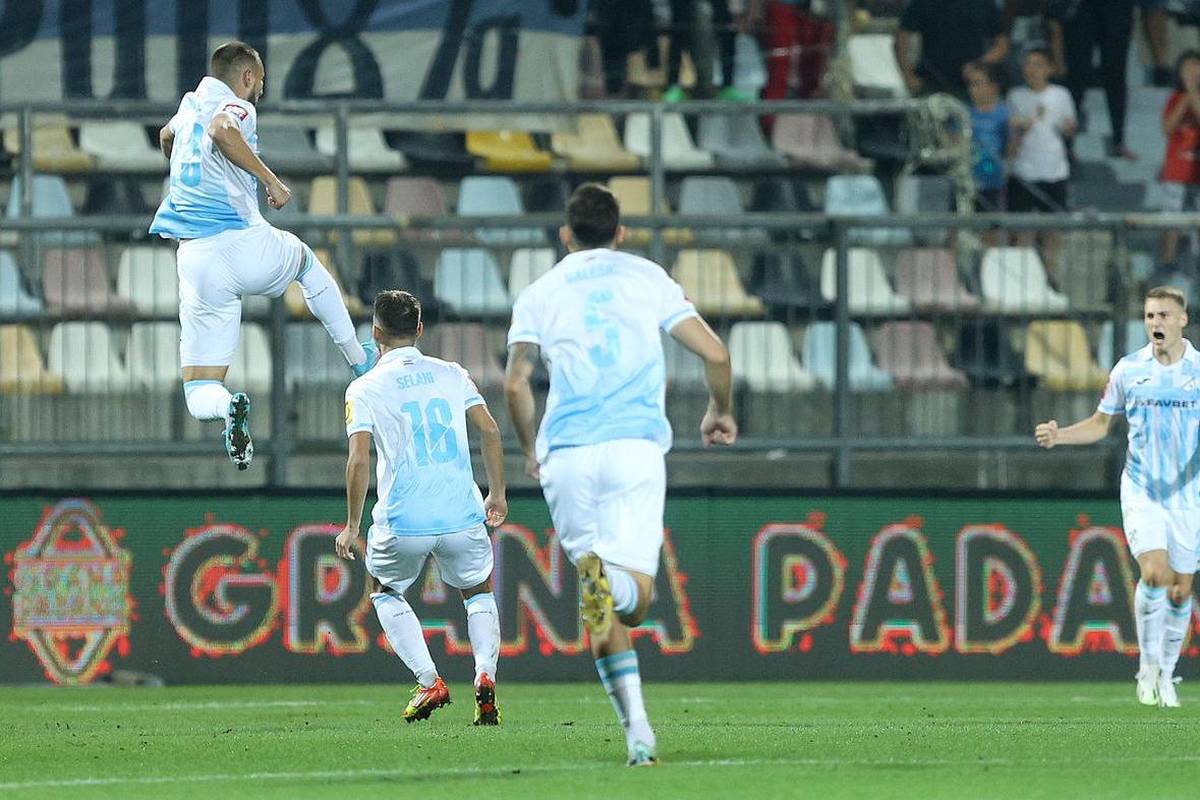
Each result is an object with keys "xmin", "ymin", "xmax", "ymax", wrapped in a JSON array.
[{"xmin": 402, "ymin": 398, "xmax": 459, "ymax": 465}]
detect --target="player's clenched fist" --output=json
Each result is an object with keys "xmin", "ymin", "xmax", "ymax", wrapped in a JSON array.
[
  {"xmin": 266, "ymin": 176, "xmax": 291, "ymax": 209},
  {"xmin": 334, "ymin": 526, "xmax": 359, "ymax": 560},
  {"xmin": 1035, "ymin": 420, "xmax": 1059, "ymax": 449}
]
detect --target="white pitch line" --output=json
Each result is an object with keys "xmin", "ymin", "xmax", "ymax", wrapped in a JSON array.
[{"xmin": 6, "ymin": 755, "xmax": 1200, "ymax": 791}]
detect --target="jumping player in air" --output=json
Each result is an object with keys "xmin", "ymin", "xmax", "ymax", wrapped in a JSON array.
[
  {"xmin": 336, "ymin": 290, "xmax": 507, "ymax": 725},
  {"xmin": 504, "ymin": 184, "xmax": 737, "ymax": 765},
  {"xmin": 150, "ymin": 41, "xmax": 374, "ymax": 470},
  {"xmin": 1036, "ymin": 286, "xmax": 1200, "ymax": 708}
]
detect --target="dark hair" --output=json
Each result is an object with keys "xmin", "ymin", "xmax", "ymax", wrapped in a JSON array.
[
  {"xmin": 567, "ymin": 183, "xmax": 620, "ymax": 249},
  {"xmin": 967, "ymin": 60, "xmax": 1006, "ymax": 91},
  {"xmin": 1176, "ymin": 49, "xmax": 1200, "ymax": 91},
  {"xmin": 374, "ymin": 290, "xmax": 422, "ymax": 340},
  {"xmin": 210, "ymin": 41, "xmax": 261, "ymax": 81},
  {"xmin": 1023, "ymin": 47, "xmax": 1052, "ymax": 64}
]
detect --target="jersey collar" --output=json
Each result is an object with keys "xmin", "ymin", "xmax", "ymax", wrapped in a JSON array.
[
  {"xmin": 196, "ymin": 76, "xmax": 236, "ymax": 101},
  {"xmin": 1137, "ymin": 339, "xmax": 1198, "ymax": 364},
  {"xmin": 380, "ymin": 345, "xmax": 422, "ymax": 365}
]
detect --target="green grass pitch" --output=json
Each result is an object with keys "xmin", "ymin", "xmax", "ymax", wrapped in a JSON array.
[{"xmin": 1, "ymin": 682, "xmax": 1197, "ymax": 799}]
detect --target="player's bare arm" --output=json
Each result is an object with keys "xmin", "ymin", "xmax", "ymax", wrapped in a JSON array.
[
  {"xmin": 467, "ymin": 403, "xmax": 508, "ymax": 527},
  {"xmin": 669, "ymin": 316, "xmax": 737, "ymax": 446},
  {"xmin": 336, "ymin": 431, "xmax": 372, "ymax": 560},
  {"xmin": 504, "ymin": 341, "xmax": 541, "ymax": 478},
  {"xmin": 206, "ymin": 111, "xmax": 291, "ymax": 208},
  {"xmin": 158, "ymin": 124, "xmax": 175, "ymax": 160},
  {"xmin": 1034, "ymin": 411, "xmax": 1114, "ymax": 449}
]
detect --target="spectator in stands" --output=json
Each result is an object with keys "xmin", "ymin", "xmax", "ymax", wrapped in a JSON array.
[
  {"xmin": 1007, "ymin": 48, "xmax": 1076, "ymax": 276},
  {"xmin": 894, "ymin": 0, "xmax": 1009, "ymax": 98},
  {"xmin": 1003, "ymin": 0, "xmax": 1066, "ymax": 84},
  {"xmin": 591, "ymin": 0, "xmax": 655, "ymax": 97},
  {"xmin": 966, "ymin": 61, "xmax": 1010, "ymax": 213},
  {"xmin": 1141, "ymin": 0, "xmax": 1174, "ymax": 87},
  {"xmin": 1159, "ymin": 51, "xmax": 1200, "ymax": 265},
  {"xmin": 1052, "ymin": 0, "xmax": 1137, "ymax": 160},
  {"xmin": 761, "ymin": 0, "xmax": 834, "ymax": 101},
  {"xmin": 664, "ymin": 0, "xmax": 759, "ymax": 101}
]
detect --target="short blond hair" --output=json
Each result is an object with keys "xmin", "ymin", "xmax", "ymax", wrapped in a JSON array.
[{"xmin": 1146, "ymin": 285, "xmax": 1187, "ymax": 310}]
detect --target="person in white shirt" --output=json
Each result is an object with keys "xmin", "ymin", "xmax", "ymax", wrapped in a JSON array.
[
  {"xmin": 150, "ymin": 41, "xmax": 374, "ymax": 470},
  {"xmin": 1035, "ymin": 286, "xmax": 1200, "ymax": 708},
  {"xmin": 335, "ymin": 290, "xmax": 507, "ymax": 726},
  {"xmin": 505, "ymin": 184, "xmax": 737, "ymax": 766}
]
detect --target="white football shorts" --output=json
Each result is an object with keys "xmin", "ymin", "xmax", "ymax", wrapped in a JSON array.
[
  {"xmin": 539, "ymin": 438, "xmax": 666, "ymax": 577},
  {"xmin": 1121, "ymin": 487, "xmax": 1200, "ymax": 574},
  {"xmin": 365, "ymin": 523, "xmax": 494, "ymax": 593},
  {"xmin": 176, "ymin": 223, "xmax": 304, "ymax": 367}
]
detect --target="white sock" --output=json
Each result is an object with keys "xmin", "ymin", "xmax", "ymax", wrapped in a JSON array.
[
  {"xmin": 1135, "ymin": 581, "xmax": 1168, "ymax": 672},
  {"xmin": 1162, "ymin": 596, "xmax": 1192, "ymax": 679},
  {"xmin": 372, "ymin": 591, "xmax": 438, "ymax": 688},
  {"xmin": 298, "ymin": 248, "xmax": 366, "ymax": 367},
  {"xmin": 607, "ymin": 567, "xmax": 639, "ymax": 616},
  {"xmin": 465, "ymin": 592, "xmax": 500, "ymax": 684},
  {"xmin": 183, "ymin": 380, "xmax": 233, "ymax": 422},
  {"xmin": 595, "ymin": 649, "xmax": 655, "ymax": 752}
]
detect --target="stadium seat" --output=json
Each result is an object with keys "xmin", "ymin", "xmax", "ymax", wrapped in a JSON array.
[
  {"xmin": 697, "ymin": 114, "xmax": 786, "ymax": 169},
  {"xmin": 803, "ymin": 321, "xmax": 895, "ymax": 391},
  {"xmin": 384, "ymin": 177, "xmax": 466, "ymax": 244},
  {"xmin": 78, "ymin": 122, "xmax": 163, "ymax": 172},
  {"xmin": 550, "ymin": 114, "xmax": 641, "ymax": 171},
  {"xmin": 421, "ymin": 322, "xmax": 506, "ymax": 389},
  {"xmin": 819, "ymin": 248, "xmax": 912, "ymax": 315},
  {"xmin": 729, "ymin": 321, "xmax": 818, "ymax": 392},
  {"xmin": 770, "ymin": 114, "xmax": 871, "ymax": 173},
  {"xmin": 47, "ymin": 322, "xmax": 129, "ymax": 393},
  {"xmin": 0, "ymin": 252, "xmax": 43, "ymax": 316},
  {"xmin": 678, "ymin": 176, "xmax": 769, "ymax": 245},
  {"xmin": 624, "ymin": 113, "xmax": 715, "ymax": 170},
  {"xmin": 357, "ymin": 250, "xmax": 439, "ymax": 314},
  {"xmin": 823, "ymin": 174, "xmax": 911, "ymax": 246},
  {"xmin": 116, "ymin": 247, "xmax": 178, "ymax": 315},
  {"xmin": 434, "ymin": 248, "xmax": 512, "ymax": 316},
  {"xmin": 5, "ymin": 175, "xmax": 97, "ymax": 246},
  {"xmin": 1023, "ymin": 320, "xmax": 1109, "ymax": 391},
  {"xmin": 127, "ymin": 322, "xmax": 181, "ymax": 391},
  {"xmin": 3, "ymin": 121, "xmax": 94, "ymax": 173},
  {"xmin": 0, "ymin": 325, "xmax": 63, "ymax": 394},
  {"xmin": 508, "ymin": 248, "xmax": 556, "ymax": 300},
  {"xmin": 82, "ymin": 176, "xmax": 150, "ymax": 216},
  {"xmin": 955, "ymin": 319, "xmax": 1032, "ymax": 388},
  {"xmin": 726, "ymin": 32, "xmax": 769, "ymax": 94},
  {"xmin": 466, "ymin": 130, "xmax": 553, "ymax": 173},
  {"xmin": 872, "ymin": 321, "xmax": 969, "ymax": 390},
  {"xmin": 389, "ymin": 131, "xmax": 474, "ymax": 169},
  {"xmin": 606, "ymin": 177, "xmax": 692, "ymax": 245},
  {"xmin": 1057, "ymin": 230, "xmax": 1113, "ymax": 309},
  {"xmin": 848, "ymin": 34, "xmax": 907, "ymax": 97},
  {"xmin": 663, "ymin": 331, "xmax": 709, "ymax": 388},
  {"xmin": 1096, "ymin": 320, "xmax": 1149, "ymax": 370},
  {"xmin": 225, "ymin": 323, "xmax": 273, "ymax": 395},
  {"xmin": 284, "ymin": 248, "xmax": 365, "ymax": 319},
  {"xmin": 316, "ymin": 125, "xmax": 407, "ymax": 172},
  {"xmin": 751, "ymin": 252, "xmax": 825, "ymax": 311},
  {"xmin": 893, "ymin": 248, "xmax": 980, "ymax": 312},
  {"xmin": 979, "ymin": 247, "xmax": 1069, "ymax": 313},
  {"xmin": 895, "ymin": 175, "xmax": 954, "ymax": 245},
  {"xmin": 42, "ymin": 248, "xmax": 131, "ymax": 314},
  {"xmin": 523, "ymin": 177, "xmax": 571, "ymax": 215},
  {"xmin": 285, "ymin": 324, "xmax": 349, "ymax": 386},
  {"xmin": 672, "ymin": 250, "xmax": 765, "ymax": 317},
  {"xmin": 308, "ymin": 176, "xmax": 396, "ymax": 247},
  {"xmin": 750, "ymin": 178, "xmax": 819, "ymax": 241},
  {"xmin": 456, "ymin": 176, "xmax": 545, "ymax": 245},
  {"xmin": 256, "ymin": 125, "xmax": 333, "ymax": 173}
]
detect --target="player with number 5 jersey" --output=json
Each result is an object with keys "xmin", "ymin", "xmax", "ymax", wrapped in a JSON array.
[
  {"xmin": 336, "ymin": 290, "xmax": 508, "ymax": 726},
  {"xmin": 149, "ymin": 41, "xmax": 374, "ymax": 471}
]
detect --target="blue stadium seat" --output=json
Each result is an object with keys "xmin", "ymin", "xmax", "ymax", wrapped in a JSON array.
[
  {"xmin": 802, "ymin": 321, "xmax": 894, "ymax": 391},
  {"xmin": 6, "ymin": 175, "xmax": 97, "ymax": 245},
  {"xmin": 434, "ymin": 248, "xmax": 511, "ymax": 316},
  {"xmin": 823, "ymin": 175, "xmax": 911, "ymax": 246},
  {"xmin": 456, "ymin": 176, "xmax": 545, "ymax": 245},
  {"xmin": 0, "ymin": 252, "xmax": 42, "ymax": 316}
]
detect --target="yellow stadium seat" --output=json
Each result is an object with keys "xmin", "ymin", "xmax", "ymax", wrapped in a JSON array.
[
  {"xmin": 551, "ymin": 114, "xmax": 640, "ymax": 172},
  {"xmin": 0, "ymin": 325, "xmax": 64, "ymax": 394},
  {"xmin": 308, "ymin": 176, "xmax": 396, "ymax": 248},
  {"xmin": 1024, "ymin": 320, "xmax": 1108, "ymax": 391},
  {"xmin": 607, "ymin": 176, "xmax": 692, "ymax": 246},
  {"xmin": 466, "ymin": 130, "xmax": 553, "ymax": 172},
  {"xmin": 4, "ymin": 120, "xmax": 94, "ymax": 174},
  {"xmin": 672, "ymin": 250, "xmax": 765, "ymax": 318},
  {"xmin": 284, "ymin": 248, "xmax": 365, "ymax": 319}
]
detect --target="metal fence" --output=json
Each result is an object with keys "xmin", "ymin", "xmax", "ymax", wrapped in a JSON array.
[{"xmin": 0, "ymin": 99, "xmax": 1183, "ymax": 487}]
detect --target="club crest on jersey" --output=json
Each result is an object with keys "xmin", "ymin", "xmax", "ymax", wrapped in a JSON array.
[
  {"xmin": 222, "ymin": 103, "xmax": 249, "ymax": 121},
  {"xmin": 9, "ymin": 499, "xmax": 133, "ymax": 684}
]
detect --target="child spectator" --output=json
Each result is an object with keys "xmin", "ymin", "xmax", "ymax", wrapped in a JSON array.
[
  {"xmin": 1160, "ymin": 50, "xmax": 1200, "ymax": 266},
  {"xmin": 966, "ymin": 60, "xmax": 1009, "ymax": 211}
]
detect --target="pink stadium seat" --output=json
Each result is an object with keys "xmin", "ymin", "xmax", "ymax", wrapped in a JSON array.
[
  {"xmin": 771, "ymin": 113, "xmax": 870, "ymax": 172},
  {"xmin": 41, "ymin": 248, "xmax": 131, "ymax": 314},
  {"xmin": 872, "ymin": 321, "xmax": 968, "ymax": 390},
  {"xmin": 384, "ymin": 177, "xmax": 466, "ymax": 243},
  {"xmin": 893, "ymin": 248, "xmax": 981, "ymax": 312},
  {"xmin": 420, "ymin": 322, "xmax": 505, "ymax": 389}
]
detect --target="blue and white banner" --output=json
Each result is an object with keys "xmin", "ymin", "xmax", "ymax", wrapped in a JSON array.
[{"xmin": 0, "ymin": 1, "xmax": 585, "ymax": 110}]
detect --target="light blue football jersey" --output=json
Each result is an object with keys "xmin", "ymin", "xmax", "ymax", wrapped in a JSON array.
[
  {"xmin": 507, "ymin": 248, "xmax": 699, "ymax": 462},
  {"xmin": 345, "ymin": 346, "xmax": 487, "ymax": 536},
  {"xmin": 1099, "ymin": 341, "xmax": 1200, "ymax": 508},
  {"xmin": 149, "ymin": 77, "xmax": 264, "ymax": 240}
]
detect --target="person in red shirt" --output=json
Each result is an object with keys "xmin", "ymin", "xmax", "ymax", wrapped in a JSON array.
[{"xmin": 1161, "ymin": 50, "xmax": 1200, "ymax": 265}]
